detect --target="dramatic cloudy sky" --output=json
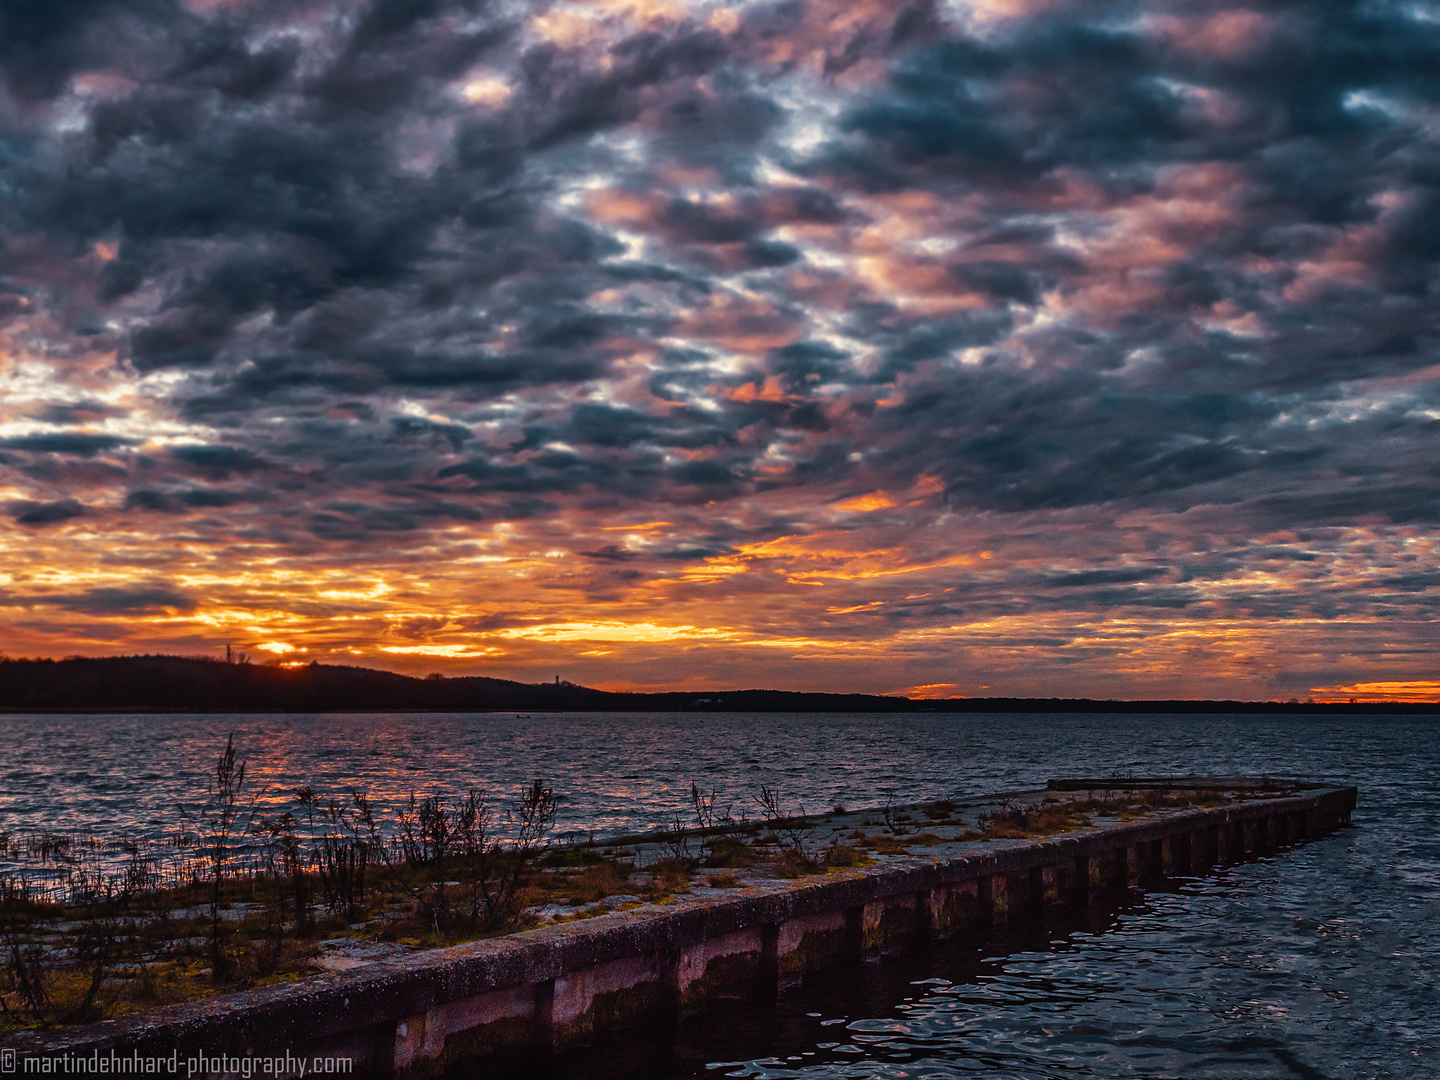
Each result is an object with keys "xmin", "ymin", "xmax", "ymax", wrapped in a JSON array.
[{"xmin": 1, "ymin": 0, "xmax": 1437, "ymax": 700}]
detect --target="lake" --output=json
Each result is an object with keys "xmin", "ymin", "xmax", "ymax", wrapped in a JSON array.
[{"xmin": 1, "ymin": 710, "xmax": 1435, "ymax": 1077}]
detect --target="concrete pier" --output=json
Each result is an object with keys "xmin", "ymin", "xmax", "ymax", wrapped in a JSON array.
[{"xmin": 4, "ymin": 780, "xmax": 1355, "ymax": 1076}]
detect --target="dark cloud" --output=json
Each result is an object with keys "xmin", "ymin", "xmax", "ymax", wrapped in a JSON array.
[
  {"xmin": 390, "ymin": 416, "xmax": 472, "ymax": 450},
  {"xmin": 308, "ymin": 1, "xmax": 510, "ymax": 119},
  {"xmin": 14, "ymin": 584, "xmax": 197, "ymax": 614},
  {"xmin": 169, "ymin": 28, "xmax": 299, "ymax": 103},
  {"xmin": 1381, "ymin": 572, "xmax": 1440, "ymax": 593},
  {"xmin": 169, "ymin": 445, "xmax": 269, "ymax": 475},
  {"xmin": 1044, "ymin": 568, "xmax": 1170, "ymax": 588},
  {"xmin": 0, "ymin": 0, "xmax": 163, "ymax": 101},
  {"xmin": 581, "ymin": 544, "xmax": 641, "ymax": 562},
  {"xmin": 124, "ymin": 489, "xmax": 179, "ymax": 514},
  {"xmin": 31, "ymin": 401, "xmax": 129, "ymax": 425},
  {"xmin": 9, "ymin": 498, "xmax": 86, "ymax": 524},
  {"xmin": 124, "ymin": 485, "xmax": 272, "ymax": 513},
  {"xmin": 0, "ymin": 434, "xmax": 133, "ymax": 457}
]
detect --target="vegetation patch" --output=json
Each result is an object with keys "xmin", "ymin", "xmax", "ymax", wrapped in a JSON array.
[
  {"xmin": 1, "ymin": 751, "xmax": 1271, "ymax": 1035},
  {"xmin": 922, "ymin": 800, "xmax": 958, "ymax": 821},
  {"xmin": 820, "ymin": 844, "xmax": 872, "ymax": 869}
]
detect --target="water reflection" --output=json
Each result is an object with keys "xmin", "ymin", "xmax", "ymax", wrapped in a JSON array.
[
  {"xmin": 2, "ymin": 711, "xmax": 1437, "ymax": 1076},
  {"xmin": 541, "ymin": 849, "xmax": 1435, "ymax": 1078},
  {"xmin": 1, "ymin": 710, "xmax": 1423, "ymax": 846}
]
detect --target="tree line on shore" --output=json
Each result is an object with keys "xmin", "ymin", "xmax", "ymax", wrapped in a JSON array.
[{"xmin": 1, "ymin": 654, "xmax": 1432, "ymax": 713}]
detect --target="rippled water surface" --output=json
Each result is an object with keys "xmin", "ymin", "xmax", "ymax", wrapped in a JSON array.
[{"xmin": 2, "ymin": 710, "xmax": 1436, "ymax": 1077}]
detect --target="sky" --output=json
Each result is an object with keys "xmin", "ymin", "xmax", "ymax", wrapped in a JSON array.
[{"xmin": 0, "ymin": 0, "xmax": 1437, "ymax": 702}]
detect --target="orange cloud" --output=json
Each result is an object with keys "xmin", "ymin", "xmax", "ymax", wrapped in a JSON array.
[
  {"xmin": 1308, "ymin": 681, "xmax": 1440, "ymax": 703},
  {"xmin": 675, "ymin": 293, "xmax": 802, "ymax": 354},
  {"xmin": 680, "ymin": 532, "xmax": 977, "ymax": 585},
  {"xmin": 896, "ymin": 682, "xmax": 961, "ymax": 699},
  {"xmin": 832, "ymin": 491, "xmax": 895, "ymax": 513},
  {"xmin": 727, "ymin": 376, "xmax": 794, "ymax": 403}
]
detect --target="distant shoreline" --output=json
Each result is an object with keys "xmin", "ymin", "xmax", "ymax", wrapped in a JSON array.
[
  {"xmin": 0, "ymin": 655, "xmax": 1434, "ymax": 716},
  {"xmin": 2, "ymin": 705, "xmax": 1435, "ymax": 714}
]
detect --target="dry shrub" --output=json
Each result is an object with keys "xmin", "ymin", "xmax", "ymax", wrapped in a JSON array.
[
  {"xmin": 564, "ymin": 861, "xmax": 634, "ymax": 906},
  {"xmin": 978, "ymin": 799, "xmax": 1091, "ymax": 839},
  {"xmin": 821, "ymin": 844, "xmax": 870, "ymax": 868},
  {"xmin": 644, "ymin": 857, "xmax": 694, "ymax": 896},
  {"xmin": 865, "ymin": 834, "xmax": 914, "ymax": 855},
  {"xmin": 905, "ymin": 832, "xmax": 946, "ymax": 847},
  {"xmin": 864, "ymin": 832, "xmax": 947, "ymax": 855},
  {"xmin": 702, "ymin": 836, "xmax": 756, "ymax": 868},
  {"xmin": 771, "ymin": 850, "xmax": 823, "ymax": 879}
]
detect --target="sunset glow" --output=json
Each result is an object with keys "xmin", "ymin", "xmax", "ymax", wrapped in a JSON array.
[{"xmin": 0, "ymin": 0, "xmax": 1436, "ymax": 700}]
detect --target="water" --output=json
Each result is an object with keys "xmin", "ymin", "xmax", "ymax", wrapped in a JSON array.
[{"xmin": 1, "ymin": 710, "xmax": 1436, "ymax": 1077}]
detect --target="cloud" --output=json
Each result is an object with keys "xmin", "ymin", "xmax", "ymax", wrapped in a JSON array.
[
  {"xmin": 9, "ymin": 498, "xmax": 87, "ymax": 525},
  {"xmin": 0, "ymin": 0, "xmax": 1435, "ymax": 695},
  {"xmin": 0, "ymin": 434, "xmax": 134, "ymax": 457},
  {"xmin": 168, "ymin": 444, "xmax": 270, "ymax": 475},
  {"xmin": 0, "ymin": 0, "xmax": 140, "ymax": 101},
  {"xmin": 8, "ymin": 584, "xmax": 197, "ymax": 614},
  {"xmin": 31, "ymin": 401, "xmax": 129, "ymax": 424}
]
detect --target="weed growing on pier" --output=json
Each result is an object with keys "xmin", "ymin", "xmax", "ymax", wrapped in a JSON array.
[
  {"xmin": 178, "ymin": 734, "xmax": 257, "ymax": 983},
  {"xmin": 480, "ymin": 778, "xmax": 562, "ymax": 929},
  {"xmin": 0, "ymin": 860, "xmax": 146, "ymax": 1029},
  {"xmin": 753, "ymin": 786, "xmax": 820, "ymax": 876},
  {"xmin": 922, "ymin": 799, "xmax": 957, "ymax": 821},
  {"xmin": 702, "ymin": 836, "xmax": 757, "ymax": 868},
  {"xmin": 0, "ymin": 738, "xmax": 1283, "ymax": 1035},
  {"xmin": 657, "ymin": 814, "xmax": 692, "ymax": 862},
  {"xmin": 819, "ymin": 843, "xmax": 871, "ymax": 868},
  {"xmin": 976, "ymin": 797, "xmax": 1090, "ymax": 839},
  {"xmin": 305, "ymin": 790, "xmax": 378, "ymax": 922},
  {"xmin": 563, "ymin": 861, "xmax": 634, "ymax": 906}
]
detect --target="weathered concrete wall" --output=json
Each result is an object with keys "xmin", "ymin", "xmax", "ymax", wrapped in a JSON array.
[{"xmin": 5, "ymin": 785, "xmax": 1356, "ymax": 1077}]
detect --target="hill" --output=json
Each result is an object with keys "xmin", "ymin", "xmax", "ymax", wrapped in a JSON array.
[
  {"xmin": 0, "ymin": 655, "xmax": 488, "ymax": 712},
  {"xmin": 0, "ymin": 655, "xmax": 1434, "ymax": 714}
]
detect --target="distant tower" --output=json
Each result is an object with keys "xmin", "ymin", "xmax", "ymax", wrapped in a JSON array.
[{"xmin": 555, "ymin": 675, "xmax": 559, "ymax": 685}]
